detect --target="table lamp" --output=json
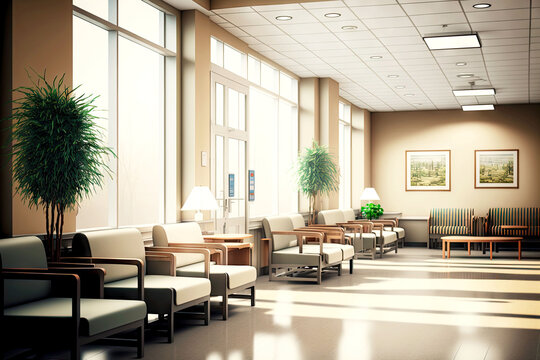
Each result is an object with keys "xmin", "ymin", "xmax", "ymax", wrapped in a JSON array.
[
  {"xmin": 360, "ymin": 187, "xmax": 382, "ymax": 220},
  {"xmin": 360, "ymin": 187, "xmax": 380, "ymax": 202},
  {"xmin": 181, "ymin": 186, "xmax": 219, "ymax": 221}
]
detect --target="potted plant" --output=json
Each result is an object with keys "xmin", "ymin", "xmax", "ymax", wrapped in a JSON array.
[
  {"xmin": 8, "ymin": 72, "xmax": 114, "ymax": 261},
  {"xmin": 296, "ymin": 141, "xmax": 339, "ymax": 225},
  {"xmin": 361, "ymin": 203, "xmax": 384, "ymax": 220}
]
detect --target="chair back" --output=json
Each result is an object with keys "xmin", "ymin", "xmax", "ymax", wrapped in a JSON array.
[
  {"xmin": 73, "ymin": 228, "xmax": 146, "ymax": 283},
  {"xmin": 341, "ymin": 209, "xmax": 356, "ymax": 222},
  {"xmin": 0, "ymin": 236, "xmax": 51, "ymax": 307},
  {"xmin": 152, "ymin": 223, "xmax": 207, "ymax": 267},
  {"xmin": 317, "ymin": 209, "xmax": 345, "ymax": 225},
  {"xmin": 429, "ymin": 208, "xmax": 473, "ymax": 227},
  {"xmin": 262, "ymin": 216, "xmax": 297, "ymax": 250},
  {"xmin": 289, "ymin": 214, "xmax": 306, "ymax": 229},
  {"xmin": 487, "ymin": 208, "xmax": 540, "ymax": 236}
]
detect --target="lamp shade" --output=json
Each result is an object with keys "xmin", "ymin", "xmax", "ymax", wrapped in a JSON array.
[
  {"xmin": 360, "ymin": 187, "xmax": 380, "ymax": 201},
  {"xmin": 181, "ymin": 186, "xmax": 219, "ymax": 211}
]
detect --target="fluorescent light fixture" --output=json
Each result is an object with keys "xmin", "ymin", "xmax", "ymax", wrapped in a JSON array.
[
  {"xmin": 457, "ymin": 73, "xmax": 474, "ymax": 78},
  {"xmin": 453, "ymin": 88, "xmax": 495, "ymax": 96},
  {"xmin": 456, "ymin": 62, "xmax": 467, "ymax": 66},
  {"xmin": 275, "ymin": 15, "xmax": 292, "ymax": 21},
  {"xmin": 462, "ymin": 104, "xmax": 494, "ymax": 111},
  {"xmin": 370, "ymin": 55, "xmax": 383, "ymax": 59},
  {"xmin": 404, "ymin": 93, "xmax": 414, "ymax": 97},
  {"xmin": 473, "ymin": 3, "xmax": 491, "ymax": 9},
  {"xmin": 424, "ymin": 33, "xmax": 481, "ymax": 50},
  {"xmin": 395, "ymin": 85, "xmax": 405, "ymax": 89},
  {"xmin": 387, "ymin": 74, "xmax": 399, "ymax": 78},
  {"xmin": 341, "ymin": 25, "xmax": 358, "ymax": 30},
  {"xmin": 324, "ymin": 12, "xmax": 341, "ymax": 18}
]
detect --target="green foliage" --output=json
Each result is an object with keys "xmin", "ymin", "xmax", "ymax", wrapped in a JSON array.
[
  {"xmin": 361, "ymin": 203, "xmax": 384, "ymax": 220},
  {"xmin": 297, "ymin": 141, "xmax": 339, "ymax": 224},
  {"xmin": 8, "ymin": 71, "xmax": 114, "ymax": 260}
]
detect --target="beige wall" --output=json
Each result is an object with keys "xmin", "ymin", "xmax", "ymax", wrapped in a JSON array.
[
  {"xmin": 371, "ymin": 104, "xmax": 540, "ymax": 217},
  {"xmin": 1, "ymin": 0, "xmax": 75, "ymax": 236}
]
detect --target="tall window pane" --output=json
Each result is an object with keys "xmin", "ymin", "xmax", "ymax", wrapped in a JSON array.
[
  {"xmin": 248, "ymin": 56, "xmax": 260, "ymax": 85},
  {"xmin": 73, "ymin": 0, "xmax": 109, "ymax": 21},
  {"xmin": 261, "ymin": 62, "xmax": 278, "ymax": 93},
  {"xmin": 339, "ymin": 102, "xmax": 351, "ymax": 209},
  {"xmin": 224, "ymin": 44, "xmax": 246, "ymax": 77},
  {"xmin": 118, "ymin": 37, "xmax": 164, "ymax": 226},
  {"xmin": 278, "ymin": 101, "xmax": 298, "ymax": 214},
  {"xmin": 279, "ymin": 72, "xmax": 298, "ymax": 103},
  {"xmin": 211, "ymin": 37, "xmax": 224, "ymax": 67},
  {"xmin": 119, "ymin": 0, "xmax": 164, "ymax": 46},
  {"xmin": 73, "ymin": 16, "xmax": 113, "ymax": 229}
]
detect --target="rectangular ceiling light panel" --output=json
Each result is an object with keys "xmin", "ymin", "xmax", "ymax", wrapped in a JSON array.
[
  {"xmin": 462, "ymin": 104, "xmax": 494, "ymax": 111},
  {"xmin": 453, "ymin": 88, "xmax": 495, "ymax": 96},
  {"xmin": 424, "ymin": 34, "xmax": 481, "ymax": 50}
]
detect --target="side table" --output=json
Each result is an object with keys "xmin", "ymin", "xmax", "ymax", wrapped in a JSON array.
[{"xmin": 203, "ymin": 234, "xmax": 253, "ymax": 265}]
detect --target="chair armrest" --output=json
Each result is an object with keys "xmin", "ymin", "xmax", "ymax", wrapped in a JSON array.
[
  {"xmin": 145, "ymin": 252, "xmax": 176, "ymax": 276},
  {"xmin": 48, "ymin": 262, "xmax": 96, "ymax": 268},
  {"xmin": 48, "ymin": 267, "xmax": 105, "ymax": 298},
  {"xmin": 61, "ymin": 257, "xmax": 144, "ymax": 301},
  {"xmin": 371, "ymin": 220, "xmax": 396, "ymax": 230},
  {"xmin": 336, "ymin": 222, "xmax": 364, "ymax": 233},
  {"xmin": 164, "ymin": 243, "xmax": 228, "ymax": 265},
  {"xmin": 298, "ymin": 226, "xmax": 346, "ymax": 244},
  {"xmin": 1, "ymin": 271, "xmax": 80, "ymax": 326},
  {"xmin": 271, "ymin": 230, "xmax": 325, "ymax": 254},
  {"xmin": 148, "ymin": 247, "xmax": 211, "ymax": 278}
]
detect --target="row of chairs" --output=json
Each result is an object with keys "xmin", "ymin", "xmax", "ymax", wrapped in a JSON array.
[{"xmin": 1, "ymin": 223, "xmax": 257, "ymax": 359}]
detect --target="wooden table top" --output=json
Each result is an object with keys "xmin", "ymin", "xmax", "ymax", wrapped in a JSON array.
[
  {"xmin": 203, "ymin": 234, "xmax": 253, "ymax": 240},
  {"xmin": 441, "ymin": 236, "xmax": 522, "ymax": 242}
]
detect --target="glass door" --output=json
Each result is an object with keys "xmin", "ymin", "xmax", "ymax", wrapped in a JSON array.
[{"xmin": 211, "ymin": 73, "xmax": 249, "ymax": 233}]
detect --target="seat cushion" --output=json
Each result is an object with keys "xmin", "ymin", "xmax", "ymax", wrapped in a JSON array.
[
  {"xmin": 384, "ymin": 227, "xmax": 405, "ymax": 238},
  {"xmin": 317, "ymin": 243, "xmax": 354, "ymax": 260},
  {"xmin": 302, "ymin": 244, "xmax": 343, "ymax": 264},
  {"xmin": 373, "ymin": 230, "xmax": 398, "ymax": 245},
  {"xmin": 429, "ymin": 225, "xmax": 469, "ymax": 235},
  {"xmin": 4, "ymin": 297, "xmax": 146, "ymax": 336},
  {"xmin": 272, "ymin": 246, "xmax": 341, "ymax": 266},
  {"xmin": 105, "ymin": 275, "xmax": 210, "ymax": 306},
  {"xmin": 177, "ymin": 263, "xmax": 256, "ymax": 289}
]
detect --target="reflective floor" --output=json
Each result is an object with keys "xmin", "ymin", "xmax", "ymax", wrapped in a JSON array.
[{"xmin": 31, "ymin": 248, "xmax": 540, "ymax": 359}]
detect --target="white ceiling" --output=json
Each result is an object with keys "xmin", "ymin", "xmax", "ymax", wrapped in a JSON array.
[{"xmin": 205, "ymin": 0, "xmax": 540, "ymax": 112}]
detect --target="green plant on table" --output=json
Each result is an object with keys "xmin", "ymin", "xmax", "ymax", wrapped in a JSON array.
[
  {"xmin": 361, "ymin": 203, "xmax": 384, "ymax": 220},
  {"xmin": 296, "ymin": 140, "xmax": 339, "ymax": 225},
  {"xmin": 8, "ymin": 71, "xmax": 114, "ymax": 262}
]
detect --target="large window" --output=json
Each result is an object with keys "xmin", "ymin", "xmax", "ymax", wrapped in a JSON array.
[
  {"xmin": 73, "ymin": 0, "xmax": 176, "ymax": 229},
  {"xmin": 339, "ymin": 102, "xmax": 351, "ymax": 209},
  {"xmin": 211, "ymin": 37, "xmax": 299, "ymax": 218}
]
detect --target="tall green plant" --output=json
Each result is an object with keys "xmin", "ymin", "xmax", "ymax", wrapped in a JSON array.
[
  {"xmin": 297, "ymin": 141, "xmax": 339, "ymax": 225},
  {"xmin": 9, "ymin": 71, "xmax": 114, "ymax": 261}
]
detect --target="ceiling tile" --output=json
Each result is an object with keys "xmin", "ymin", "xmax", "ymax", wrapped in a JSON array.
[
  {"xmin": 257, "ymin": 35, "xmax": 297, "ymax": 45},
  {"xmin": 291, "ymin": 33, "xmax": 339, "ymax": 43},
  {"xmin": 242, "ymin": 24, "xmax": 284, "ymax": 36},
  {"xmin": 306, "ymin": 7, "xmax": 358, "ymax": 22},
  {"xmin": 472, "ymin": 20, "xmax": 530, "ymax": 31},
  {"xmin": 387, "ymin": 44, "xmax": 429, "ymax": 53},
  {"xmin": 480, "ymin": 29, "xmax": 530, "ymax": 39},
  {"xmin": 219, "ymin": 12, "xmax": 270, "ymax": 26},
  {"xmin": 372, "ymin": 27, "xmax": 419, "ymax": 37},
  {"xmin": 278, "ymin": 22, "xmax": 329, "ymax": 34},
  {"xmin": 252, "ymin": 3, "xmax": 304, "ymax": 12},
  {"xmin": 417, "ymin": 23, "xmax": 471, "ymax": 36},
  {"xmin": 467, "ymin": 9, "xmax": 530, "ymax": 22},
  {"xmin": 402, "ymin": 2, "xmax": 461, "ymax": 15},
  {"xmin": 362, "ymin": 17, "xmax": 414, "ymax": 29},
  {"xmin": 258, "ymin": 9, "xmax": 319, "ymax": 25},
  {"xmin": 461, "ymin": 0, "xmax": 531, "ymax": 11},
  {"xmin": 324, "ymin": 20, "xmax": 368, "ymax": 32},
  {"xmin": 343, "ymin": 0, "xmax": 397, "ymax": 6},
  {"xmin": 411, "ymin": 13, "xmax": 467, "ymax": 27},
  {"xmin": 301, "ymin": 1, "xmax": 347, "ymax": 9},
  {"xmin": 350, "ymin": 4, "xmax": 405, "ymax": 18}
]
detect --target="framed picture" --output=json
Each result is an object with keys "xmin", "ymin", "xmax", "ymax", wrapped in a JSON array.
[
  {"xmin": 406, "ymin": 150, "xmax": 451, "ymax": 191},
  {"xmin": 475, "ymin": 149, "xmax": 519, "ymax": 188}
]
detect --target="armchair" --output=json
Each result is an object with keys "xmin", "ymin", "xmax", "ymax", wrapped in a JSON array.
[
  {"xmin": 0, "ymin": 236, "xmax": 146, "ymax": 360},
  {"xmin": 71, "ymin": 228, "xmax": 211, "ymax": 343},
  {"xmin": 151, "ymin": 223, "xmax": 256, "ymax": 320}
]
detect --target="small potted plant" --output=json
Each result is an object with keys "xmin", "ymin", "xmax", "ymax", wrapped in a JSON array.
[
  {"xmin": 297, "ymin": 141, "xmax": 339, "ymax": 225},
  {"xmin": 361, "ymin": 203, "xmax": 384, "ymax": 220},
  {"xmin": 8, "ymin": 72, "xmax": 114, "ymax": 261}
]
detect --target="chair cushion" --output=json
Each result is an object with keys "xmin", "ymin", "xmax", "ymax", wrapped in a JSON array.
[
  {"xmin": 429, "ymin": 226, "xmax": 469, "ymax": 235},
  {"xmin": 302, "ymin": 244, "xmax": 343, "ymax": 264},
  {"xmin": 384, "ymin": 227, "xmax": 405, "ymax": 238},
  {"xmin": 104, "ymin": 275, "xmax": 210, "ymax": 306},
  {"xmin": 318, "ymin": 243, "xmax": 354, "ymax": 260},
  {"xmin": 373, "ymin": 230, "xmax": 398, "ymax": 244},
  {"xmin": 263, "ymin": 216, "xmax": 297, "ymax": 250},
  {"xmin": 272, "ymin": 246, "xmax": 335, "ymax": 266},
  {"xmin": 73, "ymin": 229, "xmax": 146, "ymax": 283},
  {"xmin": 177, "ymin": 263, "xmax": 256, "ymax": 289},
  {"xmin": 0, "ymin": 236, "xmax": 51, "ymax": 307},
  {"xmin": 4, "ymin": 297, "xmax": 146, "ymax": 336},
  {"xmin": 317, "ymin": 210, "xmax": 345, "ymax": 225}
]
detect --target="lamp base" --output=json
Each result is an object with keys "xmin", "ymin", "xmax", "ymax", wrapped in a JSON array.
[{"xmin": 194, "ymin": 211, "xmax": 203, "ymax": 222}]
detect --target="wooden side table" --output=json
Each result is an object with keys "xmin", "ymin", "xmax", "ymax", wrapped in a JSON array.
[{"xmin": 203, "ymin": 234, "xmax": 253, "ymax": 266}]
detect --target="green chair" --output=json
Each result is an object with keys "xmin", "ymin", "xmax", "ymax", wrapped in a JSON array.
[
  {"xmin": 0, "ymin": 236, "xmax": 146, "ymax": 360},
  {"xmin": 71, "ymin": 228, "xmax": 211, "ymax": 343}
]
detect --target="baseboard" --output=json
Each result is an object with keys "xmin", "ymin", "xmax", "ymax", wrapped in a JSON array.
[{"xmin": 404, "ymin": 242, "xmax": 427, "ymax": 248}]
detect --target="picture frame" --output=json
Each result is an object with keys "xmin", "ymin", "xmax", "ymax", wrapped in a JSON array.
[
  {"xmin": 475, "ymin": 149, "xmax": 519, "ymax": 189},
  {"xmin": 405, "ymin": 150, "xmax": 451, "ymax": 191}
]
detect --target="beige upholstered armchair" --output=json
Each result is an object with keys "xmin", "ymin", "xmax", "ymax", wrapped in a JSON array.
[
  {"xmin": 1, "ymin": 236, "xmax": 146, "ymax": 359},
  {"xmin": 151, "ymin": 223, "xmax": 256, "ymax": 320},
  {"xmin": 71, "ymin": 228, "xmax": 211, "ymax": 343}
]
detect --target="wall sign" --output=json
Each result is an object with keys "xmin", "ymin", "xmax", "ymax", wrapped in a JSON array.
[
  {"xmin": 228, "ymin": 174, "xmax": 235, "ymax": 197},
  {"xmin": 249, "ymin": 170, "xmax": 255, "ymax": 201}
]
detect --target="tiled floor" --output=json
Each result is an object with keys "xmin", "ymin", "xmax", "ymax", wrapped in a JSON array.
[{"xmin": 20, "ymin": 248, "xmax": 540, "ymax": 359}]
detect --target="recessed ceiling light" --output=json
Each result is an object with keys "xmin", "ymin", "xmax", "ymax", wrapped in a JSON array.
[
  {"xmin": 395, "ymin": 85, "xmax": 405, "ymax": 89},
  {"xmin": 457, "ymin": 73, "xmax": 475, "ymax": 78},
  {"xmin": 341, "ymin": 25, "xmax": 358, "ymax": 30},
  {"xmin": 453, "ymin": 88, "xmax": 496, "ymax": 96},
  {"xmin": 462, "ymin": 104, "xmax": 494, "ymax": 111},
  {"xmin": 370, "ymin": 55, "xmax": 383, "ymax": 59},
  {"xmin": 275, "ymin": 15, "xmax": 292, "ymax": 21},
  {"xmin": 404, "ymin": 93, "xmax": 414, "ymax": 97},
  {"xmin": 424, "ymin": 33, "xmax": 481, "ymax": 50},
  {"xmin": 456, "ymin": 62, "xmax": 467, "ymax": 66},
  {"xmin": 324, "ymin": 12, "xmax": 341, "ymax": 18},
  {"xmin": 473, "ymin": 3, "xmax": 491, "ymax": 9},
  {"xmin": 387, "ymin": 75, "xmax": 399, "ymax": 78}
]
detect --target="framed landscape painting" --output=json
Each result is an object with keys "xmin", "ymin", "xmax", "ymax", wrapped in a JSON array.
[
  {"xmin": 406, "ymin": 150, "xmax": 451, "ymax": 191},
  {"xmin": 475, "ymin": 149, "xmax": 519, "ymax": 188}
]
